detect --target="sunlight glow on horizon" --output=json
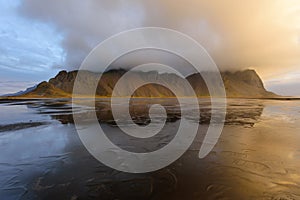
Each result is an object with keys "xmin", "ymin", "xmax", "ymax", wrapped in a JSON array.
[{"xmin": 0, "ymin": 0, "xmax": 299, "ymax": 96}]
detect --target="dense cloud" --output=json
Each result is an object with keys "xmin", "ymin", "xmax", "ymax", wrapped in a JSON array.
[{"xmin": 19, "ymin": 0, "xmax": 300, "ymax": 78}]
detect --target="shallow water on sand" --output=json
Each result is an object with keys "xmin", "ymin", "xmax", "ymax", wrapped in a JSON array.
[{"xmin": 0, "ymin": 98, "xmax": 300, "ymax": 200}]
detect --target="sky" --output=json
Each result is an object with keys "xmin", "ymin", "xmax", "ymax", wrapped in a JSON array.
[{"xmin": 0, "ymin": 0, "xmax": 299, "ymax": 96}]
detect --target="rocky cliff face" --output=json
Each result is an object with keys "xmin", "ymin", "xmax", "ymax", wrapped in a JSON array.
[
  {"xmin": 22, "ymin": 69, "xmax": 276, "ymax": 98},
  {"xmin": 187, "ymin": 70, "xmax": 276, "ymax": 98},
  {"xmin": 22, "ymin": 81, "xmax": 71, "ymax": 98},
  {"xmin": 220, "ymin": 70, "xmax": 275, "ymax": 97}
]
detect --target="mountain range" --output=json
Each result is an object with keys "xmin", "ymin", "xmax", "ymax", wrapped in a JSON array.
[{"xmin": 17, "ymin": 69, "xmax": 276, "ymax": 98}]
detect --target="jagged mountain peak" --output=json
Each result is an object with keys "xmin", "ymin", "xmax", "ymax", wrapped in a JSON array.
[{"xmin": 17, "ymin": 69, "xmax": 277, "ymax": 98}]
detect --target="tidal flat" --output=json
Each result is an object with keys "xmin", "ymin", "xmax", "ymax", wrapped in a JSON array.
[{"xmin": 0, "ymin": 98, "xmax": 300, "ymax": 200}]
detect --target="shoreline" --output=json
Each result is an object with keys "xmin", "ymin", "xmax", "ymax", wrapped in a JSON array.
[{"xmin": 1, "ymin": 96, "xmax": 300, "ymax": 101}]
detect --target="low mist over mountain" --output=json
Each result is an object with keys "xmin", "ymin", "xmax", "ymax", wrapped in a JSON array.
[{"xmin": 19, "ymin": 69, "xmax": 276, "ymax": 98}]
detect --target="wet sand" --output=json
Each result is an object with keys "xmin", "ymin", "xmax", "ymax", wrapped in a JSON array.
[{"xmin": 0, "ymin": 98, "xmax": 300, "ymax": 199}]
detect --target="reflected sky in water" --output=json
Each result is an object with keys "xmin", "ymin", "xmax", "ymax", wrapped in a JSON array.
[{"xmin": 0, "ymin": 98, "xmax": 300, "ymax": 199}]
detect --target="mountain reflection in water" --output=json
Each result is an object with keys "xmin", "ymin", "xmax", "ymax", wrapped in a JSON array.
[{"xmin": 0, "ymin": 98, "xmax": 299, "ymax": 200}]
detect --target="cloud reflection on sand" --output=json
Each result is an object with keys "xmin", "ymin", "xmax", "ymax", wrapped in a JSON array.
[{"xmin": 0, "ymin": 98, "xmax": 300, "ymax": 199}]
